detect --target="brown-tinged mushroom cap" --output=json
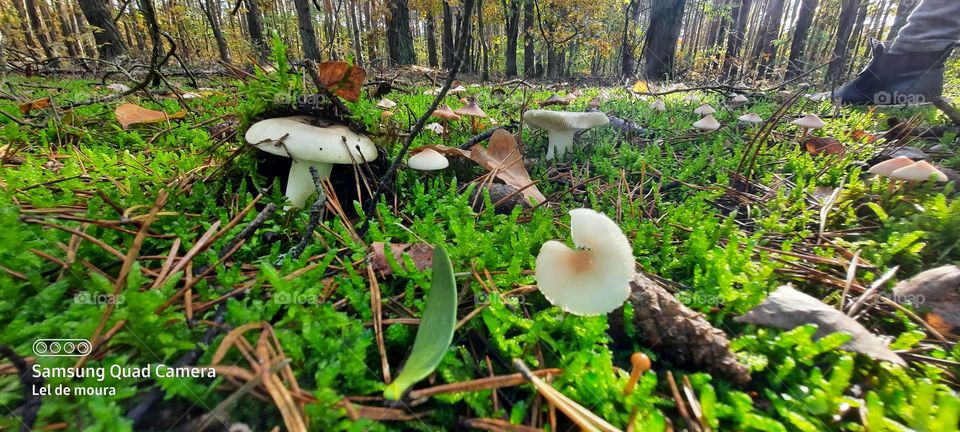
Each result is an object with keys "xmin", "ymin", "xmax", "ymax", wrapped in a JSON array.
[
  {"xmin": 868, "ymin": 156, "xmax": 914, "ymax": 177},
  {"xmin": 731, "ymin": 94, "xmax": 748, "ymax": 103},
  {"xmin": 737, "ymin": 112, "xmax": 764, "ymax": 124},
  {"xmin": 890, "ymin": 160, "xmax": 949, "ymax": 182},
  {"xmin": 694, "ymin": 104, "xmax": 716, "ymax": 115},
  {"xmin": 432, "ymin": 105, "xmax": 461, "ymax": 121},
  {"xmin": 454, "ymin": 100, "xmax": 487, "ymax": 118},
  {"xmin": 792, "ymin": 114, "xmax": 825, "ymax": 130},
  {"xmin": 540, "ymin": 94, "xmax": 570, "ymax": 107},
  {"xmin": 692, "ymin": 115, "xmax": 721, "ymax": 131}
]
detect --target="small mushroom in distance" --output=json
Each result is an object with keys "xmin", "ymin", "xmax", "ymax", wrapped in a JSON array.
[
  {"xmin": 535, "ymin": 208, "xmax": 634, "ymax": 316},
  {"xmin": 455, "ymin": 99, "xmax": 487, "ymax": 133},
  {"xmin": 376, "ymin": 98, "xmax": 397, "ymax": 109},
  {"xmin": 540, "ymin": 94, "xmax": 570, "ymax": 107},
  {"xmin": 245, "ymin": 116, "xmax": 378, "ymax": 208},
  {"xmin": 649, "ymin": 99, "xmax": 666, "ymax": 112},
  {"xmin": 730, "ymin": 93, "xmax": 748, "ymax": 106},
  {"xmin": 692, "ymin": 115, "xmax": 721, "ymax": 131},
  {"xmin": 737, "ymin": 112, "xmax": 764, "ymax": 124},
  {"xmin": 868, "ymin": 156, "xmax": 914, "ymax": 177},
  {"xmin": 523, "ymin": 110, "xmax": 610, "ymax": 160},
  {"xmin": 408, "ymin": 148, "xmax": 449, "ymax": 171},
  {"xmin": 693, "ymin": 104, "xmax": 716, "ymax": 116},
  {"xmin": 791, "ymin": 114, "xmax": 825, "ymax": 138}
]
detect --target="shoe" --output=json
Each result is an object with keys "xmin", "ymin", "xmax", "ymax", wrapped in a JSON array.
[{"xmin": 834, "ymin": 40, "xmax": 951, "ymax": 105}]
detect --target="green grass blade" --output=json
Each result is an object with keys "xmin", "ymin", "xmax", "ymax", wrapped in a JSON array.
[{"xmin": 383, "ymin": 244, "xmax": 457, "ymax": 400}]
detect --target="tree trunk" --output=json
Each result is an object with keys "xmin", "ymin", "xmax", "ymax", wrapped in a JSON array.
[
  {"xmin": 293, "ymin": 0, "xmax": 320, "ymax": 60},
  {"xmin": 502, "ymin": 0, "xmax": 521, "ymax": 77},
  {"xmin": 200, "ymin": 0, "xmax": 231, "ymax": 63},
  {"xmin": 721, "ymin": 0, "xmax": 752, "ymax": 80},
  {"xmin": 386, "ymin": 0, "xmax": 416, "ymax": 65},
  {"xmin": 887, "ymin": 0, "xmax": 918, "ymax": 41},
  {"xmin": 825, "ymin": 0, "xmax": 860, "ymax": 83},
  {"xmin": 23, "ymin": 0, "xmax": 54, "ymax": 61},
  {"xmin": 55, "ymin": 0, "xmax": 80, "ymax": 58},
  {"xmin": 322, "ymin": 0, "xmax": 338, "ymax": 60},
  {"xmin": 78, "ymin": 0, "xmax": 127, "ymax": 60},
  {"xmin": 426, "ymin": 12, "xmax": 439, "ymax": 67},
  {"xmin": 620, "ymin": 0, "xmax": 643, "ymax": 77},
  {"xmin": 523, "ymin": 0, "xmax": 535, "ymax": 76},
  {"xmin": 442, "ymin": 1, "xmax": 456, "ymax": 68},
  {"xmin": 845, "ymin": 0, "xmax": 871, "ymax": 76},
  {"xmin": 750, "ymin": 0, "xmax": 786, "ymax": 78},
  {"xmin": 11, "ymin": 0, "xmax": 38, "ymax": 55},
  {"xmin": 644, "ymin": 0, "xmax": 687, "ymax": 81},
  {"xmin": 478, "ymin": 0, "xmax": 489, "ymax": 80},
  {"xmin": 244, "ymin": 0, "xmax": 268, "ymax": 61},
  {"xmin": 349, "ymin": 0, "xmax": 365, "ymax": 66},
  {"xmin": 785, "ymin": 0, "xmax": 818, "ymax": 79}
]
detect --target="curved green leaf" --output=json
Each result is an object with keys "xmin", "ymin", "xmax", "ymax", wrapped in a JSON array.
[{"xmin": 383, "ymin": 244, "xmax": 457, "ymax": 400}]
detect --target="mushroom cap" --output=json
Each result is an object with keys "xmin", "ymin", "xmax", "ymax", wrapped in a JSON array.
[
  {"xmin": 454, "ymin": 100, "xmax": 487, "ymax": 118},
  {"xmin": 376, "ymin": 98, "xmax": 396, "ymax": 109},
  {"xmin": 692, "ymin": 115, "xmax": 721, "ymax": 131},
  {"xmin": 523, "ymin": 110, "xmax": 609, "ymax": 132},
  {"xmin": 683, "ymin": 94, "xmax": 700, "ymax": 103},
  {"xmin": 408, "ymin": 148, "xmax": 449, "ymax": 171},
  {"xmin": 890, "ymin": 160, "xmax": 949, "ymax": 182},
  {"xmin": 737, "ymin": 112, "xmax": 764, "ymax": 124},
  {"xmin": 570, "ymin": 89, "xmax": 584, "ymax": 97},
  {"xmin": 792, "ymin": 114, "xmax": 825, "ymax": 129},
  {"xmin": 245, "ymin": 116, "xmax": 377, "ymax": 164},
  {"xmin": 425, "ymin": 122, "xmax": 446, "ymax": 134},
  {"xmin": 649, "ymin": 99, "xmax": 666, "ymax": 112},
  {"xmin": 731, "ymin": 94, "xmax": 748, "ymax": 103},
  {"xmin": 448, "ymin": 84, "xmax": 467, "ymax": 94},
  {"xmin": 540, "ymin": 94, "xmax": 570, "ymax": 107},
  {"xmin": 868, "ymin": 156, "xmax": 914, "ymax": 177},
  {"xmin": 693, "ymin": 104, "xmax": 716, "ymax": 115},
  {"xmin": 535, "ymin": 208, "xmax": 634, "ymax": 316},
  {"xmin": 432, "ymin": 105, "xmax": 461, "ymax": 120}
]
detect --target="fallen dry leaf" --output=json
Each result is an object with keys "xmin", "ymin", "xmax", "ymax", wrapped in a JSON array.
[
  {"xmin": 468, "ymin": 130, "xmax": 546, "ymax": 205},
  {"xmin": 735, "ymin": 285, "xmax": 905, "ymax": 365},
  {"xmin": 316, "ymin": 61, "xmax": 366, "ymax": 102},
  {"xmin": 19, "ymin": 97, "xmax": 51, "ymax": 115},
  {"xmin": 804, "ymin": 136, "xmax": 844, "ymax": 156},
  {"xmin": 114, "ymin": 103, "xmax": 186, "ymax": 129},
  {"xmin": 369, "ymin": 242, "xmax": 434, "ymax": 276},
  {"xmin": 892, "ymin": 265, "xmax": 960, "ymax": 337}
]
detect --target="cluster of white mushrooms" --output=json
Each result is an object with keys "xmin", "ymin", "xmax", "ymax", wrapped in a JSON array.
[{"xmin": 868, "ymin": 156, "xmax": 948, "ymax": 183}]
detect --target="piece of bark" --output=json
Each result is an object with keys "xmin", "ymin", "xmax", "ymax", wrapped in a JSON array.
[
  {"xmin": 893, "ymin": 265, "xmax": 960, "ymax": 334},
  {"xmin": 609, "ymin": 273, "xmax": 752, "ymax": 386}
]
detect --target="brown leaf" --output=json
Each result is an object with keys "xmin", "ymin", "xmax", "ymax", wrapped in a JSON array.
[
  {"xmin": 851, "ymin": 129, "xmax": 877, "ymax": 143},
  {"xmin": 892, "ymin": 265, "xmax": 960, "ymax": 337},
  {"xmin": 735, "ymin": 285, "xmax": 905, "ymax": 365},
  {"xmin": 369, "ymin": 242, "xmax": 434, "ymax": 276},
  {"xmin": 114, "ymin": 103, "xmax": 186, "ymax": 129},
  {"xmin": 804, "ymin": 136, "xmax": 844, "ymax": 156},
  {"xmin": 468, "ymin": 130, "xmax": 546, "ymax": 204},
  {"xmin": 316, "ymin": 61, "xmax": 366, "ymax": 101},
  {"xmin": 19, "ymin": 97, "xmax": 50, "ymax": 115}
]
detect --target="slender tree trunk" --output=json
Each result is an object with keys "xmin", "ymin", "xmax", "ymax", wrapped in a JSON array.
[
  {"xmin": 426, "ymin": 12, "xmax": 439, "ymax": 67},
  {"xmin": 23, "ymin": 0, "xmax": 55, "ymax": 61},
  {"xmin": 349, "ymin": 0, "xmax": 364, "ymax": 66},
  {"xmin": 785, "ymin": 0, "xmax": 818, "ymax": 79},
  {"xmin": 55, "ymin": 0, "xmax": 80, "ymax": 58},
  {"xmin": 886, "ymin": 0, "xmax": 918, "ymax": 41},
  {"xmin": 502, "ymin": 0, "xmax": 520, "ymax": 77},
  {"xmin": 244, "ymin": 0, "xmax": 268, "ymax": 61},
  {"xmin": 12, "ymin": 0, "xmax": 38, "ymax": 55},
  {"xmin": 644, "ymin": 0, "xmax": 688, "ymax": 81},
  {"xmin": 293, "ymin": 0, "xmax": 321, "ymax": 60},
  {"xmin": 478, "ymin": 0, "xmax": 489, "ymax": 80},
  {"xmin": 386, "ymin": 0, "xmax": 416, "ymax": 65},
  {"xmin": 845, "ymin": 0, "xmax": 871, "ymax": 75},
  {"xmin": 825, "ymin": 0, "xmax": 860, "ymax": 83},
  {"xmin": 523, "ymin": 0, "xmax": 535, "ymax": 76},
  {"xmin": 322, "ymin": 0, "xmax": 338, "ymax": 60},
  {"xmin": 200, "ymin": 0, "xmax": 231, "ymax": 63},
  {"xmin": 620, "ymin": 0, "xmax": 643, "ymax": 77},
  {"xmin": 750, "ymin": 0, "xmax": 786, "ymax": 77},
  {"xmin": 78, "ymin": 0, "xmax": 127, "ymax": 60},
  {"xmin": 722, "ymin": 0, "xmax": 752, "ymax": 79},
  {"xmin": 442, "ymin": 1, "xmax": 455, "ymax": 68}
]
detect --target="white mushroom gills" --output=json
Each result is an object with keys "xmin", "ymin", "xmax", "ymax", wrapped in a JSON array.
[
  {"xmin": 535, "ymin": 208, "xmax": 634, "ymax": 316},
  {"xmin": 692, "ymin": 115, "xmax": 721, "ymax": 131},
  {"xmin": 408, "ymin": 148, "xmax": 449, "ymax": 171},
  {"xmin": 245, "ymin": 116, "xmax": 377, "ymax": 208},
  {"xmin": 693, "ymin": 104, "xmax": 716, "ymax": 116},
  {"xmin": 523, "ymin": 110, "xmax": 609, "ymax": 160}
]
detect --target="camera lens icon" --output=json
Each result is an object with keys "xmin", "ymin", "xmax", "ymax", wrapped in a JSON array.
[{"xmin": 33, "ymin": 339, "xmax": 92, "ymax": 357}]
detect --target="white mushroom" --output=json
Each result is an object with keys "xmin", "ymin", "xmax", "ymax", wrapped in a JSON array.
[
  {"xmin": 245, "ymin": 116, "xmax": 378, "ymax": 208},
  {"xmin": 890, "ymin": 161, "xmax": 948, "ymax": 182},
  {"xmin": 737, "ymin": 112, "xmax": 764, "ymax": 124},
  {"xmin": 376, "ymin": 98, "xmax": 397, "ymax": 109},
  {"xmin": 683, "ymin": 94, "xmax": 700, "ymax": 103},
  {"xmin": 868, "ymin": 156, "xmax": 914, "ymax": 177},
  {"xmin": 792, "ymin": 114, "xmax": 825, "ymax": 137},
  {"xmin": 693, "ymin": 104, "xmax": 716, "ymax": 116},
  {"xmin": 425, "ymin": 122, "xmax": 446, "ymax": 134},
  {"xmin": 692, "ymin": 115, "xmax": 721, "ymax": 131},
  {"xmin": 649, "ymin": 99, "xmax": 666, "ymax": 112},
  {"xmin": 535, "ymin": 208, "xmax": 634, "ymax": 316},
  {"xmin": 731, "ymin": 94, "xmax": 748, "ymax": 104},
  {"xmin": 523, "ymin": 110, "xmax": 610, "ymax": 160},
  {"xmin": 408, "ymin": 148, "xmax": 449, "ymax": 171}
]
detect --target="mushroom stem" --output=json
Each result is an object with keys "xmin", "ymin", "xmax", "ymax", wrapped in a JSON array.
[
  {"xmin": 286, "ymin": 160, "xmax": 333, "ymax": 209},
  {"xmin": 545, "ymin": 128, "xmax": 577, "ymax": 160}
]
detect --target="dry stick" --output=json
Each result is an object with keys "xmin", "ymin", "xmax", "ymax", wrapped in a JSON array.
[
  {"xmin": 358, "ymin": 0, "xmax": 477, "ymax": 238},
  {"xmin": 407, "ymin": 368, "xmax": 562, "ymax": 400},
  {"xmin": 367, "ymin": 266, "xmax": 391, "ymax": 385}
]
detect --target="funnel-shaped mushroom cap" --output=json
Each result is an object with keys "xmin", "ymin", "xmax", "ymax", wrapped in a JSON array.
[
  {"xmin": 432, "ymin": 105, "xmax": 461, "ymax": 120},
  {"xmin": 454, "ymin": 100, "xmax": 487, "ymax": 118},
  {"xmin": 792, "ymin": 114, "xmax": 825, "ymax": 129},
  {"xmin": 376, "ymin": 98, "xmax": 397, "ymax": 109},
  {"xmin": 890, "ymin": 160, "xmax": 949, "ymax": 182},
  {"xmin": 523, "ymin": 110, "xmax": 610, "ymax": 159},
  {"xmin": 731, "ymin": 94, "xmax": 748, "ymax": 103},
  {"xmin": 649, "ymin": 99, "xmax": 666, "ymax": 112},
  {"xmin": 692, "ymin": 115, "xmax": 721, "ymax": 131},
  {"xmin": 868, "ymin": 156, "xmax": 914, "ymax": 177},
  {"xmin": 693, "ymin": 104, "xmax": 716, "ymax": 115},
  {"xmin": 737, "ymin": 112, "xmax": 764, "ymax": 124},
  {"xmin": 246, "ymin": 116, "xmax": 377, "ymax": 164},
  {"xmin": 683, "ymin": 94, "xmax": 700, "ymax": 103},
  {"xmin": 408, "ymin": 148, "xmax": 449, "ymax": 171},
  {"xmin": 535, "ymin": 208, "xmax": 634, "ymax": 316}
]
